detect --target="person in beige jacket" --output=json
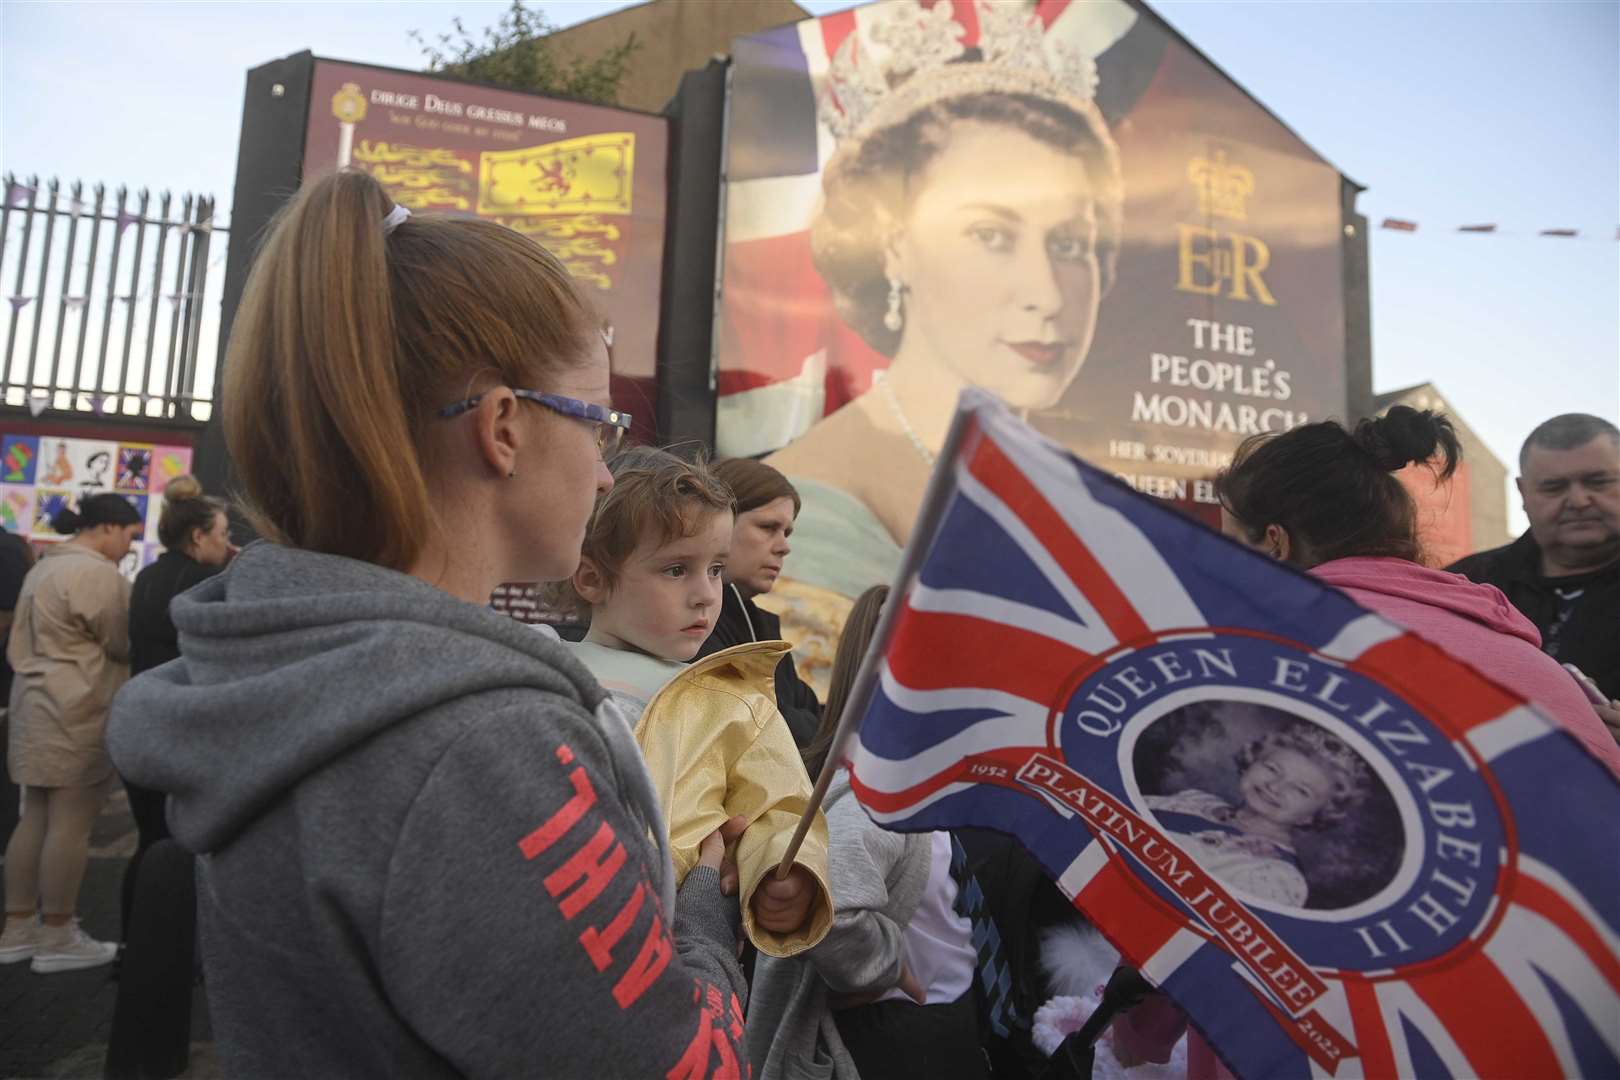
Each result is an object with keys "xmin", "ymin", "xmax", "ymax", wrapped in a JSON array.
[{"xmin": 0, "ymin": 492, "xmax": 142, "ymax": 973}]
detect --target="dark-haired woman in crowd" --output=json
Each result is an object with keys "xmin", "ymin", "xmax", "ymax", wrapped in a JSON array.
[
  {"xmin": 1215, "ymin": 405, "xmax": 1620, "ymax": 777},
  {"xmin": 698, "ymin": 457, "xmax": 823, "ymax": 746},
  {"xmin": 0, "ymin": 494, "xmax": 142, "ymax": 973},
  {"xmin": 120, "ymin": 475, "xmax": 232, "ymax": 930}
]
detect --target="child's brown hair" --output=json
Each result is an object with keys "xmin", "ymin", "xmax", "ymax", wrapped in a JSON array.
[{"xmin": 549, "ymin": 446, "xmax": 735, "ymax": 616}]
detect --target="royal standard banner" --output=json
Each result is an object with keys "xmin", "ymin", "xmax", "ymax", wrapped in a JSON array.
[{"xmin": 847, "ymin": 390, "xmax": 1620, "ymax": 1078}]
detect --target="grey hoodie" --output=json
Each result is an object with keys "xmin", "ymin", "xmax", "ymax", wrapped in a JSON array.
[
  {"xmin": 108, "ymin": 542, "xmax": 746, "ymax": 1078},
  {"xmin": 746, "ymin": 771, "xmax": 931, "ymax": 1080}
]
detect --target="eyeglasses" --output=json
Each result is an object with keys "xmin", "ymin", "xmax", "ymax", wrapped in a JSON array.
[{"xmin": 437, "ymin": 389, "xmax": 632, "ymax": 458}]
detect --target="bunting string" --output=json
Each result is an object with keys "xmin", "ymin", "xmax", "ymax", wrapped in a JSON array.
[{"xmin": 1379, "ymin": 218, "xmax": 1617, "ymax": 241}]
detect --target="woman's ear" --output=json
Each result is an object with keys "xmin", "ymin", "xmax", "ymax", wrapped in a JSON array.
[
  {"xmin": 1262, "ymin": 524, "xmax": 1292, "ymax": 562},
  {"xmin": 473, "ymin": 388, "xmax": 522, "ymax": 479},
  {"xmin": 572, "ymin": 557, "xmax": 609, "ymax": 607},
  {"xmin": 877, "ymin": 208, "xmax": 908, "ymax": 283}
]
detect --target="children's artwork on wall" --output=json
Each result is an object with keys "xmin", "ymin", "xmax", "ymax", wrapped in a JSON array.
[
  {"xmin": 31, "ymin": 488, "xmax": 76, "ymax": 538},
  {"xmin": 2, "ymin": 435, "xmax": 39, "ymax": 484},
  {"xmin": 144, "ymin": 490, "xmax": 164, "ymax": 541},
  {"xmin": 123, "ymin": 494, "xmax": 149, "ymax": 539},
  {"xmin": 37, "ymin": 437, "xmax": 117, "ymax": 491},
  {"xmin": 36, "ymin": 437, "xmax": 76, "ymax": 486},
  {"xmin": 0, "ymin": 485, "xmax": 34, "ymax": 534},
  {"xmin": 4, "ymin": 434, "xmax": 194, "ymax": 583},
  {"xmin": 149, "ymin": 446, "xmax": 192, "ymax": 494},
  {"xmin": 78, "ymin": 442, "xmax": 117, "ymax": 492},
  {"xmin": 117, "ymin": 444, "xmax": 153, "ymax": 492}
]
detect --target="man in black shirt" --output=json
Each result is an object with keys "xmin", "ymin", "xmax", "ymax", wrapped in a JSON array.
[
  {"xmin": 1449, "ymin": 415, "xmax": 1619, "ymax": 726},
  {"xmin": 698, "ymin": 459, "xmax": 822, "ymax": 746}
]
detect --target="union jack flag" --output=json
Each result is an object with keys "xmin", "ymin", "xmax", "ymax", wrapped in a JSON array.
[{"xmin": 845, "ymin": 390, "xmax": 1620, "ymax": 1078}]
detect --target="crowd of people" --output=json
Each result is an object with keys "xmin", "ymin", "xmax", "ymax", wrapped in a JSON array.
[{"xmin": 0, "ymin": 171, "xmax": 1615, "ymax": 1078}]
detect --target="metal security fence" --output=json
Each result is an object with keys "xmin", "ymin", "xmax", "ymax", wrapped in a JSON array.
[{"xmin": 0, "ymin": 174, "xmax": 226, "ymax": 424}]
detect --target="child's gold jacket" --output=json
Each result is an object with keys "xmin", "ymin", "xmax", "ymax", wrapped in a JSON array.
[{"xmin": 634, "ymin": 640, "xmax": 833, "ymax": 957}]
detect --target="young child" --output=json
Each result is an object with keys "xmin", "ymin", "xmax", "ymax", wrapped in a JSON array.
[{"xmin": 560, "ymin": 447, "xmax": 833, "ymax": 957}]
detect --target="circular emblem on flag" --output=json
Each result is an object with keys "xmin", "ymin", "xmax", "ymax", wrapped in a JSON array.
[{"xmin": 1051, "ymin": 630, "xmax": 1509, "ymax": 976}]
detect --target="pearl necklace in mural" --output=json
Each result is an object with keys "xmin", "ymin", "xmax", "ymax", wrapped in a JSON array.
[{"xmin": 873, "ymin": 369, "xmax": 936, "ymax": 466}]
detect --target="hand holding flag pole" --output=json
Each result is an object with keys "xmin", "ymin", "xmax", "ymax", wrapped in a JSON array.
[{"xmin": 773, "ymin": 398, "xmax": 980, "ymax": 879}]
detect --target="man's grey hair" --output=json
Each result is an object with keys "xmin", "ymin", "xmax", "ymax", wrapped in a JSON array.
[{"xmin": 1520, "ymin": 413, "xmax": 1620, "ymax": 469}]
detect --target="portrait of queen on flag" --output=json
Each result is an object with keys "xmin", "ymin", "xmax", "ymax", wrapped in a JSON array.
[{"xmin": 834, "ymin": 389, "xmax": 1620, "ymax": 1079}]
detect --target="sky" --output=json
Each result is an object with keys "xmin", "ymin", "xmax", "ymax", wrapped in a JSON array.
[{"xmin": 2, "ymin": 0, "xmax": 1616, "ymax": 535}]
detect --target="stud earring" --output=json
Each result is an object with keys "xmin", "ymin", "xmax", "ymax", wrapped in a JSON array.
[
  {"xmin": 508, "ymin": 468, "xmax": 517, "ymax": 479},
  {"xmin": 884, "ymin": 276, "xmax": 904, "ymax": 333}
]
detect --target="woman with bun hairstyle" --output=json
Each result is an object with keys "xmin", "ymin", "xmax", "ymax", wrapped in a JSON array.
[
  {"xmin": 1217, "ymin": 405, "xmax": 1620, "ymax": 777},
  {"xmin": 129, "ymin": 476, "xmax": 231, "ymax": 675},
  {"xmin": 118, "ymin": 475, "xmax": 231, "ymax": 931},
  {"xmin": 104, "ymin": 171, "xmax": 749, "ymax": 1077},
  {"xmin": 0, "ymin": 493, "xmax": 142, "ymax": 973}
]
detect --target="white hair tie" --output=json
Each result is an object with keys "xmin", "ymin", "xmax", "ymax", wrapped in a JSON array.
[{"xmin": 382, "ymin": 204, "xmax": 411, "ymax": 234}]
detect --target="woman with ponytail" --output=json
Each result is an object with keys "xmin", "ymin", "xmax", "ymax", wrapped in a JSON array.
[
  {"xmin": 1, "ymin": 493, "xmax": 142, "ymax": 973},
  {"xmin": 104, "ymin": 171, "xmax": 748, "ymax": 1077},
  {"xmin": 1217, "ymin": 406, "xmax": 1620, "ymax": 776},
  {"xmin": 118, "ymin": 475, "xmax": 230, "ymax": 930}
]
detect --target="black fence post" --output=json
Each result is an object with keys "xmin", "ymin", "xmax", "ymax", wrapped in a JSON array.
[
  {"xmin": 655, "ymin": 60, "xmax": 728, "ymax": 449},
  {"xmin": 195, "ymin": 50, "xmax": 315, "ymax": 506}
]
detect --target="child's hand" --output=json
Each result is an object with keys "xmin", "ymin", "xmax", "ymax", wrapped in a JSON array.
[
  {"xmin": 698, "ymin": 815, "xmax": 749, "ymax": 896},
  {"xmin": 896, "ymin": 961, "xmax": 926, "ymax": 1004},
  {"xmin": 752, "ymin": 865, "xmax": 817, "ymax": 933}
]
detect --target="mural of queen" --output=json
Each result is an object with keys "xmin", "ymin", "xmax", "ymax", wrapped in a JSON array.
[{"xmin": 736, "ymin": 2, "xmax": 1132, "ymax": 688}]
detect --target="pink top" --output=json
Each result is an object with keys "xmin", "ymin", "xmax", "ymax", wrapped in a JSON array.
[{"xmin": 1311, "ymin": 557, "xmax": 1620, "ymax": 779}]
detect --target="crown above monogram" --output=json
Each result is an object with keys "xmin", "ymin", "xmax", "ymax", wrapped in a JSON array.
[
  {"xmin": 819, "ymin": 1, "xmax": 1101, "ymax": 145},
  {"xmin": 1187, "ymin": 149, "xmax": 1255, "ymax": 222}
]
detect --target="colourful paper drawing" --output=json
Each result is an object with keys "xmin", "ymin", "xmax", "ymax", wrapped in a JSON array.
[
  {"xmin": 37, "ymin": 438, "xmax": 75, "ymax": 485},
  {"xmin": 1, "ymin": 485, "xmax": 34, "ymax": 534},
  {"xmin": 149, "ymin": 446, "xmax": 192, "ymax": 494},
  {"xmin": 145, "ymin": 490, "xmax": 164, "ymax": 540},
  {"xmin": 2, "ymin": 435, "xmax": 39, "ymax": 484},
  {"xmin": 117, "ymin": 444, "xmax": 153, "ymax": 492},
  {"xmin": 123, "ymin": 494, "xmax": 149, "ymax": 539},
  {"xmin": 32, "ymin": 488, "xmax": 76, "ymax": 537},
  {"xmin": 75, "ymin": 440, "xmax": 118, "ymax": 492}
]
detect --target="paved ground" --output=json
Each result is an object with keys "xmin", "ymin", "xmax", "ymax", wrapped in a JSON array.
[{"xmin": 1, "ymin": 783, "xmax": 215, "ymax": 1079}]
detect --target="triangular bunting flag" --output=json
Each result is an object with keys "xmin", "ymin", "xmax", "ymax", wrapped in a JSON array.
[
  {"xmin": 116, "ymin": 210, "xmax": 141, "ymax": 232},
  {"xmin": 27, "ymin": 391, "xmax": 48, "ymax": 417},
  {"xmin": 7, "ymin": 296, "xmax": 32, "ymax": 312},
  {"xmin": 5, "ymin": 181, "xmax": 35, "ymax": 208}
]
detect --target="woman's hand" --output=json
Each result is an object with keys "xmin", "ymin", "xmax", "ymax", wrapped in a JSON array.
[
  {"xmin": 828, "ymin": 961, "xmax": 927, "ymax": 1009},
  {"xmin": 752, "ymin": 865, "xmax": 817, "ymax": 933},
  {"xmin": 895, "ymin": 961, "xmax": 926, "ymax": 1004},
  {"xmin": 1596, "ymin": 699, "xmax": 1620, "ymax": 745},
  {"xmin": 698, "ymin": 815, "xmax": 749, "ymax": 896}
]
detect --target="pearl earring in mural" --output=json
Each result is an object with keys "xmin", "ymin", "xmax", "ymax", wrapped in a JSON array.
[{"xmin": 884, "ymin": 277, "xmax": 904, "ymax": 333}]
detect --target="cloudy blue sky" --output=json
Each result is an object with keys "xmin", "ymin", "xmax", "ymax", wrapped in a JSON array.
[{"xmin": 4, "ymin": 0, "xmax": 1615, "ymax": 533}]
